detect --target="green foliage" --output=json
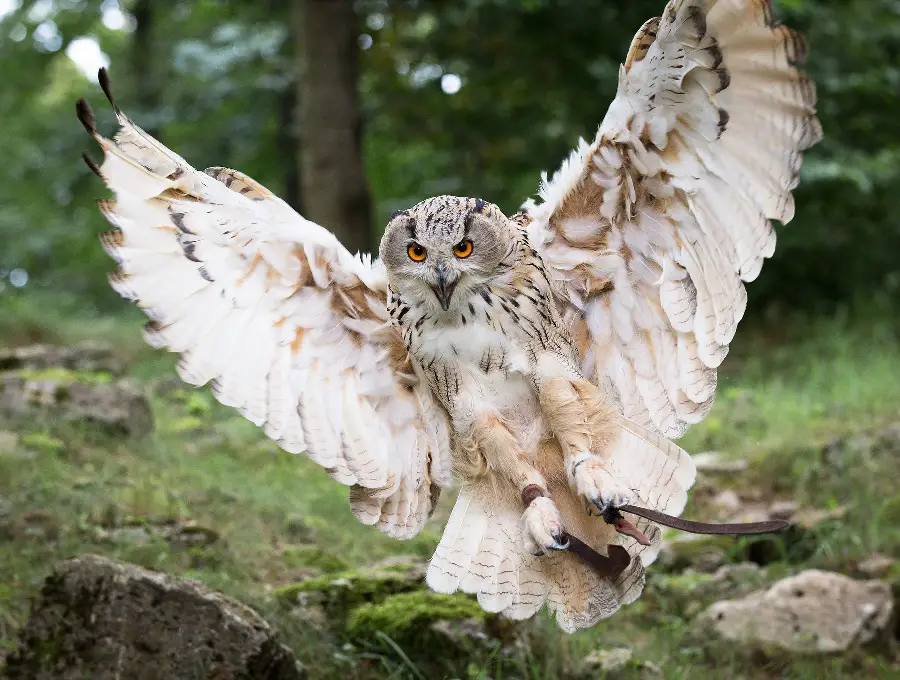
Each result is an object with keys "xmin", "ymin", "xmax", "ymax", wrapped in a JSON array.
[{"xmin": 0, "ymin": 0, "xmax": 898, "ymax": 314}]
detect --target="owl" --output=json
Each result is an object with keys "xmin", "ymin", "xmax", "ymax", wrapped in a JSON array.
[{"xmin": 76, "ymin": 0, "xmax": 820, "ymax": 632}]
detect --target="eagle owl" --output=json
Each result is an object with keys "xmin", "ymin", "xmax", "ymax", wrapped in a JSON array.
[{"xmin": 76, "ymin": 0, "xmax": 820, "ymax": 631}]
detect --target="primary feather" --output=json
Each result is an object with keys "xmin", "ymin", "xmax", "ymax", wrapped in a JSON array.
[
  {"xmin": 77, "ymin": 72, "xmax": 451, "ymax": 540},
  {"xmin": 526, "ymin": 0, "xmax": 821, "ymax": 438}
]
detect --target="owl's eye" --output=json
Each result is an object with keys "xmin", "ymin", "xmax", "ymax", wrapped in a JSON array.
[
  {"xmin": 407, "ymin": 243, "xmax": 427, "ymax": 262},
  {"xmin": 453, "ymin": 239, "xmax": 474, "ymax": 258}
]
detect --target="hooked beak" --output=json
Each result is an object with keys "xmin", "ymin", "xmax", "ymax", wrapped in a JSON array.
[{"xmin": 430, "ymin": 263, "xmax": 459, "ymax": 311}]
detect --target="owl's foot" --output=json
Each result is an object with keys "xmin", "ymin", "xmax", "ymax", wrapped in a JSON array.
[
  {"xmin": 569, "ymin": 452, "xmax": 634, "ymax": 514},
  {"xmin": 520, "ymin": 494, "xmax": 569, "ymax": 556}
]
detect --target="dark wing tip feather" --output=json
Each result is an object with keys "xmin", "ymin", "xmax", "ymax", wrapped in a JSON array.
[
  {"xmin": 82, "ymin": 152, "xmax": 103, "ymax": 177},
  {"xmin": 97, "ymin": 67, "xmax": 119, "ymax": 111},
  {"xmin": 75, "ymin": 98, "xmax": 96, "ymax": 134}
]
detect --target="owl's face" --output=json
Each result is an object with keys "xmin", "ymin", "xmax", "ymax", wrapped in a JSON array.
[{"xmin": 380, "ymin": 195, "xmax": 511, "ymax": 314}]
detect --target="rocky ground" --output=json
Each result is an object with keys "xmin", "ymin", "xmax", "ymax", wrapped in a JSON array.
[{"xmin": 1, "ymin": 307, "xmax": 900, "ymax": 679}]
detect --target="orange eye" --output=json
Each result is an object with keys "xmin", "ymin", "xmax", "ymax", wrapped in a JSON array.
[
  {"xmin": 407, "ymin": 243, "xmax": 427, "ymax": 262},
  {"xmin": 454, "ymin": 239, "xmax": 474, "ymax": 258}
]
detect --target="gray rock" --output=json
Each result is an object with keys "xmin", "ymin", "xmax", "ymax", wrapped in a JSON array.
[
  {"xmin": 0, "ymin": 373, "xmax": 152, "ymax": 437},
  {"xmin": 0, "ymin": 341, "xmax": 125, "ymax": 375},
  {"xmin": 0, "ymin": 429, "xmax": 18, "ymax": 453},
  {"xmin": 429, "ymin": 617, "xmax": 491, "ymax": 648},
  {"xmin": 692, "ymin": 452, "xmax": 749, "ymax": 474},
  {"xmin": 699, "ymin": 569, "xmax": 894, "ymax": 653},
  {"xmin": 856, "ymin": 553, "xmax": 896, "ymax": 579},
  {"xmin": 709, "ymin": 489, "xmax": 742, "ymax": 517},
  {"xmin": 3, "ymin": 554, "xmax": 305, "ymax": 680},
  {"xmin": 575, "ymin": 647, "xmax": 662, "ymax": 679}
]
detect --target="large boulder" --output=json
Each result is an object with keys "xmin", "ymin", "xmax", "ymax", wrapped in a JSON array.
[
  {"xmin": 698, "ymin": 569, "xmax": 894, "ymax": 654},
  {"xmin": 2, "ymin": 554, "xmax": 304, "ymax": 680}
]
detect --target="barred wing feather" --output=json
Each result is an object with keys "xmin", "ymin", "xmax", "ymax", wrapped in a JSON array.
[
  {"xmin": 526, "ymin": 0, "xmax": 821, "ymax": 437},
  {"xmin": 77, "ymin": 72, "xmax": 452, "ymax": 538}
]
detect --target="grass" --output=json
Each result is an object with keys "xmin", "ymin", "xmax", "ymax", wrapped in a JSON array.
[{"xmin": 1, "ymin": 292, "xmax": 899, "ymax": 678}]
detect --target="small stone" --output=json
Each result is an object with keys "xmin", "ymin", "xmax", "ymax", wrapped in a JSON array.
[
  {"xmin": 582, "ymin": 647, "xmax": 633, "ymax": 672},
  {"xmin": 856, "ymin": 554, "xmax": 896, "ymax": 579},
  {"xmin": 104, "ymin": 525, "xmax": 154, "ymax": 545},
  {"xmin": 768, "ymin": 500, "xmax": 799, "ymax": 520},
  {"xmin": 429, "ymin": 617, "xmax": 491, "ymax": 647},
  {"xmin": 699, "ymin": 569, "xmax": 894, "ymax": 653},
  {"xmin": 693, "ymin": 452, "xmax": 749, "ymax": 474},
  {"xmin": 166, "ymin": 524, "xmax": 220, "ymax": 548},
  {"xmin": 576, "ymin": 647, "xmax": 661, "ymax": 679},
  {"xmin": 791, "ymin": 505, "xmax": 847, "ymax": 529},
  {"xmin": 710, "ymin": 489, "xmax": 742, "ymax": 516},
  {"xmin": 0, "ymin": 429, "xmax": 18, "ymax": 453}
]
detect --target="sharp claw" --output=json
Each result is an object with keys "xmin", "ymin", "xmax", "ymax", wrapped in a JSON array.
[{"xmin": 550, "ymin": 531, "xmax": 569, "ymax": 551}]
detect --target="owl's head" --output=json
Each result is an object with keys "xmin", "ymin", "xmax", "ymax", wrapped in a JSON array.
[{"xmin": 379, "ymin": 195, "xmax": 511, "ymax": 313}]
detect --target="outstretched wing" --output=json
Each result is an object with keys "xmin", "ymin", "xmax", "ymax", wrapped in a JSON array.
[
  {"xmin": 525, "ymin": 0, "xmax": 821, "ymax": 437},
  {"xmin": 76, "ymin": 70, "xmax": 452, "ymax": 538}
]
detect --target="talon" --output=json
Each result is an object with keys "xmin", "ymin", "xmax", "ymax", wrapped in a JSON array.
[
  {"xmin": 550, "ymin": 531, "xmax": 570, "ymax": 551},
  {"xmin": 521, "ymin": 495, "xmax": 568, "ymax": 556}
]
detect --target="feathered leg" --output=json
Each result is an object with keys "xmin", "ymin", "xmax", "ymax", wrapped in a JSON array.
[
  {"xmin": 536, "ymin": 364, "xmax": 648, "ymax": 543},
  {"xmin": 466, "ymin": 411, "xmax": 569, "ymax": 555}
]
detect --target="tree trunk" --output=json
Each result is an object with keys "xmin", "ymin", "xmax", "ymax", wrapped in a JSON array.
[
  {"xmin": 294, "ymin": 0, "xmax": 372, "ymax": 254},
  {"xmin": 277, "ymin": 85, "xmax": 301, "ymax": 211},
  {"xmin": 131, "ymin": 0, "xmax": 161, "ymax": 139}
]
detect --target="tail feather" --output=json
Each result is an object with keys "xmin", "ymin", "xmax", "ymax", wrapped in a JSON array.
[{"xmin": 427, "ymin": 417, "xmax": 692, "ymax": 631}]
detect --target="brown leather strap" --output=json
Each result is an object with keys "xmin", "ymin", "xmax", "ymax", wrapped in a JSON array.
[
  {"xmin": 564, "ymin": 534, "xmax": 632, "ymax": 579},
  {"xmin": 619, "ymin": 504, "xmax": 790, "ymax": 535}
]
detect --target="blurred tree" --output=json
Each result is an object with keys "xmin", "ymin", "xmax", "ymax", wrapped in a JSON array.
[
  {"xmin": 0, "ymin": 0, "xmax": 898, "ymax": 316},
  {"xmin": 296, "ymin": 0, "xmax": 372, "ymax": 254},
  {"xmin": 130, "ymin": 0, "xmax": 161, "ymax": 138}
]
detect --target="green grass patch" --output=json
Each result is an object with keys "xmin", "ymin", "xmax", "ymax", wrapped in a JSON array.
[{"xmin": 1, "ymin": 299, "xmax": 899, "ymax": 678}]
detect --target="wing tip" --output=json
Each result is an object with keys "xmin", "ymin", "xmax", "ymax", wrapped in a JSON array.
[
  {"xmin": 82, "ymin": 152, "xmax": 103, "ymax": 177},
  {"xmin": 97, "ymin": 67, "xmax": 120, "ymax": 112},
  {"xmin": 75, "ymin": 98, "xmax": 96, "ymax": 135}
]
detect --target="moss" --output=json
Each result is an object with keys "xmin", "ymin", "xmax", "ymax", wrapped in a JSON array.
[
  {"xmin": 347, "ymin": 591, "xmax": 484, "ymax": 643},
  {"xmin": 17, "ymin": 367, "xmax": 113, "ymax": 385},
  {"xmin": 272, "ymin": 568, "xmax": 421, "ymax": 620},
  {"xmin": 20, "ymin": 431, "xmax": 65, "ymax": 455}
]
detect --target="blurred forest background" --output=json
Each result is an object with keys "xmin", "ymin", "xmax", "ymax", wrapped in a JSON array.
[
  {"xmin": 2, "ymin": 1, "xmax": 900, "ymax": 679},
  {"xmin": 0, "ymin": 0, "xmax": 898, "ymax": 316}
]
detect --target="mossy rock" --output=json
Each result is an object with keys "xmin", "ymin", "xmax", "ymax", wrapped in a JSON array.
[
  {"xmin": 273, "ymin": 566, "xmax": 422, "ymax": 622},
  {"xmin": 347, "ymin": 591, "xmax": 486, "ymax": 645}
]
